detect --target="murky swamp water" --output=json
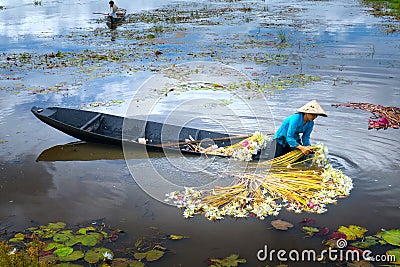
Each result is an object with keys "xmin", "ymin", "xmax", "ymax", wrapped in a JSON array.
[{"xmin": 0, "ymin": 0, "xmax": 399, "ymax": 266}]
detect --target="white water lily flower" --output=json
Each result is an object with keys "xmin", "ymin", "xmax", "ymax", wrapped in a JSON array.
[
  {"xmin": 7, "ymin": 248, "xmax": 17, "ymax": 256},
  {"xmin": 103, "ymin": 251, "xmax": 113, "ymax": 260}
]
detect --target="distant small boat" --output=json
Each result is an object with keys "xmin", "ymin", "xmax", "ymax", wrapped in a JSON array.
[
  {"xmin": 106, "ymin": 8, "xmax": 126, "ymax": 25},
  {"xmin": 31, "ymin": 106, "xmax": 249, "ymax": 157}
]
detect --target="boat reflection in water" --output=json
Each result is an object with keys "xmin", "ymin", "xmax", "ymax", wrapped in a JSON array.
[{"xmin": 36, "ymin": 142, "xmax": 162, "ymax": 162}]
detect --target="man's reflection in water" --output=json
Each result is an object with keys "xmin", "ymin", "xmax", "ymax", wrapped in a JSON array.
[
  {"xmin": 106, "ymin": 21, "xmax": 118, "ymax": 41},
  {"xmin": 111, "ymin": 29, "xmax": 117, "ymax": 41}
]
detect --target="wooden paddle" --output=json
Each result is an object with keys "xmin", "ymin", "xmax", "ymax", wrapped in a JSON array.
[
  {"xmin": 93, "ymin": 12, "xmax": 109, "ymax": 15},
  {"xmin": 155, "ymin": 134, "xmax": 251, "ymax": 148}
]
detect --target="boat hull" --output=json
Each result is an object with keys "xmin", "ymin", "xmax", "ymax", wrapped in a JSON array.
[{"xmin": 31, "ymin": 106, "xmax": 244, "ymax": 156}]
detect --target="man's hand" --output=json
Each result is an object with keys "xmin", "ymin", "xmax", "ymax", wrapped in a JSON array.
[{"xmin": 297, "ymin": 145, "xmax": 314, "ymax": 155}]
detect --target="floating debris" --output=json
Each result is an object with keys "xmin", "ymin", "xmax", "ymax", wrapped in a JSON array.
[
  {"xmin": 332, "ymin": 102, "xmax": 400, "ymax": 130},
  {"xmin": 271, "ymin": 219, "xmax": 294, "ymax": 231},
  {"xmin": 80, "ymin": 99, "xmax": 125, "ymax": 108}
]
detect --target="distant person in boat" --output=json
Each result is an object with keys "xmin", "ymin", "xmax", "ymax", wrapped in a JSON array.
[
  {"xmin": 272, "ymin": 100, "xmax": 327, "ymax": 158},
  {"xmin": 108, "ymin": 1, "xmax": 118, "ymax": 23}
]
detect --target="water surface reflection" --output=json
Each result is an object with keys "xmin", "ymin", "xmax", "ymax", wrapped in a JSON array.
[{"xmin": 0, "ymin": 0, "xmax": 399, "ymax": 266}]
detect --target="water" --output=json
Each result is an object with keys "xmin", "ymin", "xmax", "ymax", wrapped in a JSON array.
[{"xmin": 0, "ymin": 0, "xmax": 399, "ymax": 266}]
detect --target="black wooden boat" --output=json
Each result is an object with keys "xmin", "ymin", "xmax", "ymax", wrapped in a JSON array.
[
  {"xmin": 31, "ymin": 106, "xmax": 248, "ymax": 156},
  {"xmin": 106, "ymin": 8, "xmax": 126, "ymax": 26}
]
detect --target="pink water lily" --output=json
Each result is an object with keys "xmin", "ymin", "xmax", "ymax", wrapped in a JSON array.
[
  {"xmin": 242, "ymin": 140, "xmax": 250, "ymax": 147},
  {"xmin": 378, "ymin": 117, "xmax": 389, "ymax": 124}
]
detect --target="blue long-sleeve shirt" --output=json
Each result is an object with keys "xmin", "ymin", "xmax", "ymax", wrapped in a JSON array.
[{"xmin": 273, "ymin": 113, "xmax": 314, "ymax": 148}]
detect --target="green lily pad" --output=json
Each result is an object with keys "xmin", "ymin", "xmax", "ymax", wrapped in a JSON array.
[
  {"xmin": 381, "ymin": 229, "xmax": 400, "ymax": 246},
  {"xmin": 134, "ymin": 250, "xmax": 164, "ymax": 262},
  {"xmin": 64, "ymin": 236, "xmax": 81, "ymax": 247},
  {"xmin": 387, "ymin": 248, "xmax": 400, "ymax": 264},
  {"xmin": 84, "ymin": 247, "xmax": 114, "ymax": 264},
  {"xmin": 209, "ymin": 254, "xmax": 247, "ymax": 266},
  {"xmin": 54, "ymin": 247, "xmax": 73, "ymax": 257},
  {"xmin": 110, "ymin": 258, "xmax": 145, "ymax": 267},
  {"xmin": 168, "ymin": 234, "xmax": 190, "ymax": 240},
  {"xmin": 33, "ymin": 230, "xmax": 44, "ymax": 237},
  {"xmin": 145, "ymin": 250, "xmax": 164, "ymax": 262},
  {"xmin": 47, "ymin": 222, "xmax": 67, "ymax": 230},
  {"xmin": 15, "ymin": 233, "xmax": 25, "ymax": 238},
  {"xmin": 9, "ymin": 237, "xmax": 24, "ymax": 243},
  {"xmin": 77, "ymin": 226, "xmax": 96, "ymax": 235},
  {"xmin": 9, "ymin": 233, "xmax": 25, "ymax": 242},
  {"xmin": 100, "ymin": 231, "xmax": 108, "ymax": 238},
  {"xmin": 129, "ymin": 260, "xmax": 145, "ymax": 267},
  {"xmin": 338, "ymin": 225, "xmax": 367, "ymax": 241},
  {"xmin": 58, "ymin": 250, "xmax": 84, "ymax": 262},
  {"xmin": 81, "ymin": 233, "xmax": 101, "ymax": 246},
  {"xmin": 134, "ymin": 252, "xmax": 147, "ymax": 260},
  {"xmin": 44, "ymin": 242, "xmax": 64, "ymax": 251},
  {"xmin": 302, "ymin": 227, "xmax": 320, "ymax": 235},
  {"xmin": 54, "ymin": 233, "xmax": 73, "ymax": 243},
  {"xmin": 351, "ymin": 236, "xmax": 380, "ymax": 249},
  {"xmin": 42, "ymin": 230, "xmax": 57, "ymax": 239}
]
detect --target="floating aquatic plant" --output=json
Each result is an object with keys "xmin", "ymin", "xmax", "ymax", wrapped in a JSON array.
[
  {"xmin": 302, "ymin": 226, "xmax": 320, "ymax": 236},
  {"xmin": 381, "ymin": 229, "xmax": 400, "ymax": 246},
  {"xmin": 84, "ymin": 247, "xmax": 114, "ymax": 264},
  {"xmin": 338, "ymin": 225, "xmax": 368, "ymax": 241},
  {"xmin": 332, "ymin": 102, "xmax": 400, "ymax": 130},
  {"xmin": 206, "ymin": 253, "xmax": 247, "ymax": 267},
  {"xmin": 325, "ymin": 226, "xmax": 400, "ymax": 265},
  {"xmin": 1, "ymin": 222, "xmax": 190, "ymax": 266},
  {"xmin": 80, "ymin": 99, "xmax": 125, "ymax": 108},
  {"xmin": 362, "ymin": 0, "xmax": 400, "ymax": 20},
  {"xmin": 134, "ymin": 249, "xmax": 164, "ymax": 262},
  {"xmin": 268, "ymin": 218, "xmax": 400, "ymax": 265}
]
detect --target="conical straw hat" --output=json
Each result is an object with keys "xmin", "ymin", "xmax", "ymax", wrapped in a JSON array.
[{"xmin": 297, "ymin": 100, "xmax": 327, "ymax": 117}]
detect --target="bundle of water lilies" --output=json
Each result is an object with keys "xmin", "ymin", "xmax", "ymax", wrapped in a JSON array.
[
  {"xmin": 187, "ymin": 131, "xmax": 268, "ymax": 161},
  {"xmin": 209, "ymin": 131, "xmax": 269, "ymax": 161},
  {"xmin": 166, "ymin": 142, "xmax": 353, "ymax": 221}
]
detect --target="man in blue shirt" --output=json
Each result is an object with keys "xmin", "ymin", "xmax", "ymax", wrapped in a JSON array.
[
  {"xmin": 108, "ymin": 1, "xmax": 118, "ymax": 23},
  {"xmin": 273, "ymin": 100, "xmax": 327, "ymax": 158}
]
